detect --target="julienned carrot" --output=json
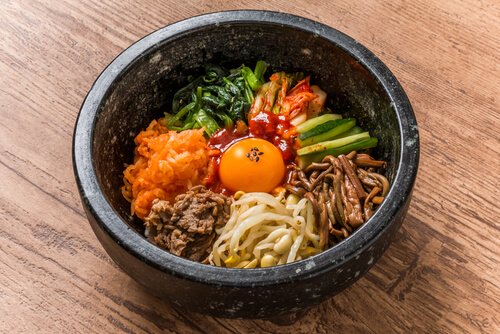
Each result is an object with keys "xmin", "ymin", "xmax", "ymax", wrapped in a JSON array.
[{"xmin": 122, "ymin": 120, "xmax": 209, "ymax": 218}]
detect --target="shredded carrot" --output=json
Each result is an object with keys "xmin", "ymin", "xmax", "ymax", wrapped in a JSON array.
[{"xmin": 122, "ymin": 119, "xmax": 209, "ymax": 218}]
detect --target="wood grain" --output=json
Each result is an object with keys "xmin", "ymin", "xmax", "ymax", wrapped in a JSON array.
[{"xmin": 0, "ymin": 0, "xmax": 498, "ymax": 333}]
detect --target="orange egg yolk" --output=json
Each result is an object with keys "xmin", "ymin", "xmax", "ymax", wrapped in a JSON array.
[{"xmin": 219, "ymin": 138, "xmax": 285, "ymax": 193}]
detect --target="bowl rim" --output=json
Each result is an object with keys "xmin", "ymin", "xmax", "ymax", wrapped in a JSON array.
[{"xmin": 73, "ymin": 10, "xmax": 419, "ymax": 287}]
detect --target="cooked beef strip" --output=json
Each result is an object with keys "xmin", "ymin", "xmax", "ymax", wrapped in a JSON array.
[{"xmin": 145, "ymin": 185, "xmax": 231, "ymax": 262}]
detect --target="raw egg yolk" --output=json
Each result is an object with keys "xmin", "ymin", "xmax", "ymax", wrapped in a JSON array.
[{"xmin": 219, "ymin": 138, "xmax": 285, "ymax": 193}]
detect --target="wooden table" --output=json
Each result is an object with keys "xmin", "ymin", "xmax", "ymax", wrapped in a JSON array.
[{"xmin": 1, "ymin": 1, "xmax": 498, "ymax": 333}]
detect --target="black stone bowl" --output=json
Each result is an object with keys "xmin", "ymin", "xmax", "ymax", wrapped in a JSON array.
[{"xmin": 73, "ymin": 10, "xmax": 419, "ymax": 318}]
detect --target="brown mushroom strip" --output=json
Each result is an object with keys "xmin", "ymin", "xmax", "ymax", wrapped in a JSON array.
[
  {"xmin": 330, "ymin": 226, "xmax": 344, "ymax": 237},
  {"xmin": 304, "ymin": 192, "xmax": 321, "ymax": 225},
  {"xmin": 339, "ymin": 155, "xmax": 366, "ymax": 200},
  {"xmin": 333, "ymin": 170, "xmax": 347, "ymax": 227},
  {"xmin": 285, "ymin": 184, "xmax": 306, "ymax": 197},
  {"xmin": 324, "ymin": 177, "xmax": 345, "ymax": 229},
  {"xmin": 369, "ymin": 172, "xmax": 390, "ymax": 197},
  {"xmin": 321, "ymin": 155, "xmax": 339, "ymax": 167},
  {"xmin": 305, "ymin": 191, "xmax": 328, "ymax": 247},
  {"xmin": 329, "ymin": 186, "xmax": 352, "ymax": 232},
  {"xmin": 325, "ymin": 155, "xmax": 343, "ymax": 171},
  {"xmin": 298, "ymin": 169, "xmax": 312, "ymax": 191},
  {"xmin": 343, "ymin": 174, "xmax": 364, "ymax": 228},
  {"xmin": 291, "ymin": 179, "xmax": 308, "ymax": 190},
  {"xmin": 346, "ymin": 150, "xmax": 357, "ymax": 160},
  {"xmin": 357, "ymin": 168, "xmax": 381, "ymax": 189},
  {"xmin": 325, "ymin": 201, "xmax": 337, "ymax": 227},
  {"xmin": 339, "ymin": 173, "xmax": 352, "ymax": 222},
  {"xmin": 341, "ymin": 228, "xmax": 349, "ymax": 238},
  {"xmin": 365, "ymin": 186, "xmax": 381, "ymax": 207},
  {"xmin": 355, "ymin": 154, "xmax": 386, "ymax": 168},
  {"xmin": 355, "ymin": 153, "xmax": 372, "ymax": 160},
  {"xmin": 322, "ymin": 181, "xmax": 331, "ymax": 210},
  {"xmin": 363, "ymin": 186, "xmax": 380, "ymax": 221},
  {"xmin": 312, "ymin": 184, "xmax": 322, "ymax": 196},
  {"xmin": 309, "ymin": 165, "xmax": 334, "ymax": 190},
  {"xmin": 318, "ymin": 192, "xmax": 329, "ymax": 250},
  {"xmin": 322, "ymin": 180, "xmax": 330, "ymax": 197},
  {"xmin": 310, "ymin": 170, "xmax": 321, "ymax": 181},
  {"xmin": 304, "ymin": 162, "xmax": 331, "ymax": 174}
]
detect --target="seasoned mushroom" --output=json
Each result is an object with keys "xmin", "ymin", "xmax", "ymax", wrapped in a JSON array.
[{"xmin": 285, "ymin": 151, "xmax": 388, "ymax": 246}]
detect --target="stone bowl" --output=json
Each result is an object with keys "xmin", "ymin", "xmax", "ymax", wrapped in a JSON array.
[{"xmin": 73, "ymin": 10, "xmax": 419, "ymax": 318}]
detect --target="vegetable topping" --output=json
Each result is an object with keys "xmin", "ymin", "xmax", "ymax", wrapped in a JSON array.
[{"xmin": 122, "ymin": 60, "xmax": 389, "ymax": 268}]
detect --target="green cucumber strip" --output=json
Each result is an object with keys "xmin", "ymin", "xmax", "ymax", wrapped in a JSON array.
[
  {"xmin": 295, "ymin": 114, "xmax": 342, "ymax": 133},
  {"xmin": 299, "ymin": 118, "xmax": 351, "ymax": 140},
  {"xmin": 297, "ymin": 137, "xmax": 378, "ymax": 169},
  {"xmin": 329, "ymin": 125, "xmax": 364, "ymax": 139},
  {"xmin": 297, "ymin": 132, "xmax": 370, "ymax": 156},
  {"xmin": 299, "ymin": 119, "xmax": 356, "ymax": 147}
]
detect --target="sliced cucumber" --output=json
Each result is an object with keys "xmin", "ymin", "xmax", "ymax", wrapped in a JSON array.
[
  {"xmin": 299, "ymin": 118, "xmax": 356, "ymax": 147},
  {"xmin": 297, "ymin": 132, "xmax": 370, "ymax": 156},
  {"xmin": 298, "ymin": 118, "xmax": 351, "ymax": 140},
  {"xmin": 297, "ymin": 137, "xmax": 378, "ymax": 169},
  {"xmin": 329, "ymin": 125, "xmax": 364, "ymax": 139},
  {"xmin": 295, "ymin": 113, "xmax": 342, "ymax": 133}
]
